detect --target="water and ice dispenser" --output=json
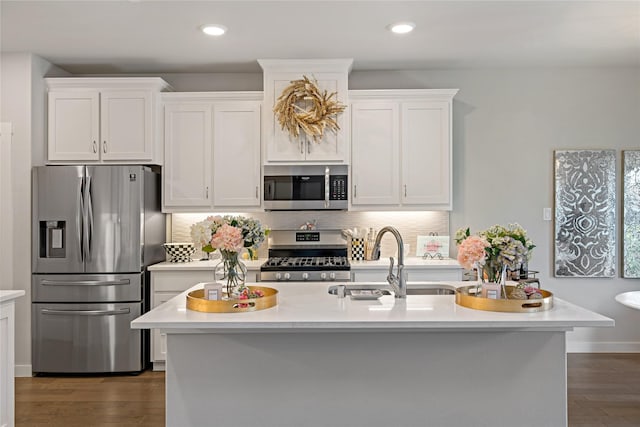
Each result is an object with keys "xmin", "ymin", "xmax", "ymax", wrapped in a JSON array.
[{"xmin": 39, "ymin": 220, "xmax": 66, "ymax": 258}]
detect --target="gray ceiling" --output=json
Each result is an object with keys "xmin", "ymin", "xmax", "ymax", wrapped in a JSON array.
[{"xmin": 1, "ymin": 0, "xmax": 639, "ymax": 74}]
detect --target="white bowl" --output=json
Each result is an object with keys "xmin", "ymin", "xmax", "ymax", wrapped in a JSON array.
[{"xmin": 163, "ymin": 243, "xmax": 195, "ymax": 263}]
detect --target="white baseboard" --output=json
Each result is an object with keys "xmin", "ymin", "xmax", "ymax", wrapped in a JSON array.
[
  {"xmin": 15, "ymin": 364, "xmax": 32, "ymax": 377},
  {"xmin": 567, "ymin": 341, "xmax": 640, "ymax": 353}
]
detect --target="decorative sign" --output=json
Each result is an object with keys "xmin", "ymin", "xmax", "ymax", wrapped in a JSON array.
[
  {"xmin": 623, "ymin": 150, "xmax": 640, "ymax": 278},
  {"xmin": 417, "ymin": 235, "xmax": 450, "ymax": 259},
  {"xmin": 554, "ymin": 150, "xmax": 616, "ymax": 277}
]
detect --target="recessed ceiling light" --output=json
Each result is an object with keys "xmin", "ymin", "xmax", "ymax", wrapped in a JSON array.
[
  {"xmin": 387, "ymin": 22, "xmax": 415, "ymax": 34},
  {"xmin": 200, "ymin": 24, "xmax": 227, "ymax": 36}
]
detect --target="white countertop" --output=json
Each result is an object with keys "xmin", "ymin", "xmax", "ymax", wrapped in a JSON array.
[
  {"xmin": 615, "ymin": 291, "xmax": 640, "ymax": 311},
  {"xmin": 148, "ymin": 257, "xmax": 460, "ymax": 271},
  {"xmin": 131, "ymin": 281, "xmax": 613, "ymax": 332},
  {"xmin": 350, "ymin": 257, "xmax": 461, "ymax": 269},
  {"xmin": 0, "ymin": 290, "xmax": 26, "ymax": 303},
  {"xmin": 149, "ymin": 259, "xmax": 265, "ymax": 271}
]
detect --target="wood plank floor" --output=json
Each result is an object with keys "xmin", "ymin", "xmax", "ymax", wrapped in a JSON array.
[{"xmin": 14, "ymin": 353, "xmax": 640, "ymax": 426}]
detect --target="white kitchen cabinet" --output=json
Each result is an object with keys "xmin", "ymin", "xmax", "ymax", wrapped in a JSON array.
[
  {"xmin": 350, "ymin": 102, "xmax": 400, "ymax": 205},
  {"xmin": 150, "ymin": 270, "xmax": 214, "ymax": 370},
  {"xmin": 47, "ymin": 91, "xmax": 100, "ymax": 161},
  {"xmin": 0, "ymin": 291, "xmax": 24, "ymax": 427},
  {"xmin": 349, "ymin": 89, "xmax": 458, "ymax": 210},
  {"xmin": 46, "ymin": 78, "xmax": 170, "ymax": 164},
  {"xmin": 401, "ymin": 101, "xmax": 451, "ymax": 206},
  {"xmin": 163, "ymin": 103, "xmax": 213, "ymax": 210},
  {"xmin": 161, "ymin": 92, "xmax": 263, "ymax": 213},
  {"xmin": 213, "ymin": 102, "xmax": 261, "ymax": 208},
  {"xmin": 259, "ymin": 59, "xmax": 352, "ymax": 164},
  {"xmin": 150, "ymin": 266, "xmax": 261, "ymax": 370}
]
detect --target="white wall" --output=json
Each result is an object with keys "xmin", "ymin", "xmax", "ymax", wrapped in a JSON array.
[
  {"xmin": 163, "ymin": 66, "xmax": 640, "ymax": 351},
  {"xmin": 0, "ymin": 53, "xmax": 69, "ymax": 375},
  {"xmin": 349, "ymin": 68, "xmax": 640, "ymax": 351},
  {"xmin": 3, "ymin": 63, "xmax": 639, "ymax": 373}
]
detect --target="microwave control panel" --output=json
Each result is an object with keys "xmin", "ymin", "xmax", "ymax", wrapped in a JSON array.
[{"xmin": 330, "ymin": 175, "xmax": 348, "ymax": 200}]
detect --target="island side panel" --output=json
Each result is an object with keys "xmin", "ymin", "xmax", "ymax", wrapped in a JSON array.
[{"xmin": 165, "ymin": 330, "xmax": 567, "ymax": 427}]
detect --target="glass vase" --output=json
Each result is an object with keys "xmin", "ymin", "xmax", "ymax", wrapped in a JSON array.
[
  {"xmin": 214, "ymin": 250, "xmax": 247, "ymax": 299},
  {"xmin": 480, "ymin": 261, "xmax": 508, "ymax": 299}
]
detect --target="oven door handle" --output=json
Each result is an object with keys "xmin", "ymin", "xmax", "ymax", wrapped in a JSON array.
[{"xmin": 324, "ymin": 167, "xmax": 330, "ymax": 208}]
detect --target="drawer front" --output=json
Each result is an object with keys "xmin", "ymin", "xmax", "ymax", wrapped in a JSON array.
[
  {"xmin": 32, "ymin": 302, "xmax": 143, "ymax": 373},
  {"xmin": 151, "ymin": 270, "xmax": 214, "ymax": 292},
  {"xmin": 32, "ymin": 273, "xmax": 143, "ymax": 303}
]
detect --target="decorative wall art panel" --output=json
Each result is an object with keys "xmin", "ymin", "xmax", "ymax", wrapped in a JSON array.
[
  {"xmin": 623, "ymin": 150, "xmax": 640, "ymax": 278},
  {"xmin": 554, "ymin": 150, "xmax": 616, "ymax": 277}
]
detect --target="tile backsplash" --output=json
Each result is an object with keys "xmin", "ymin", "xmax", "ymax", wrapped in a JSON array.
[{"xmin": 171, "ymin": 211, "xmax": 450, "ymax": 260}]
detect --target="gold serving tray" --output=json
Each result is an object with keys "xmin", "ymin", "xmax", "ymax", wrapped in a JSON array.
[
  {"xmin": 186, "ymin": 286, "xmax": 278, "ymax": 313},
  {"xmin": 455, "ymin": 285, "xmax": 553, "ymax": 313}
]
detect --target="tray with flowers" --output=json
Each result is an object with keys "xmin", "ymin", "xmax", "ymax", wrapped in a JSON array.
[
  {"xmin": 454, "ymin": 223, "xmax": 553, "ymax": 313},
  {"xmin": 186, "ymin": 285, "xmax": 278, "ymax": 313}
]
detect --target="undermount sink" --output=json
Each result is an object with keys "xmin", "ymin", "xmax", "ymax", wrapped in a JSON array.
[
  {"xmin": 328, "ymin": 283, "xmax": 456, "ymax": 297},
  {"xmin": 405, "ymin": 285, "xmax": 456, "ymax": 295}
]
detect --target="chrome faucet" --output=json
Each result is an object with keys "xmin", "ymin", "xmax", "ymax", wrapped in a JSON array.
[{"xmin": 371, "ymin": 226, "xmax": 406, "ymax": 298}]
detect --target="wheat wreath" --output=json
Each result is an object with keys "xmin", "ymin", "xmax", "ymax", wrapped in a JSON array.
[{"xmin": 273, "ymin": 75, "xmax": 347, "ymax": 142}]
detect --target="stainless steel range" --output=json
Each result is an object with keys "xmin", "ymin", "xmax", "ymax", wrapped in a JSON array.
[{"xmin": 260, "ymin": 230, "xmax": 351, "ymax": 282}]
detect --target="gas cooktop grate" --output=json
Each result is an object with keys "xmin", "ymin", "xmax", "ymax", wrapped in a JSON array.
[{"xmin": 263, "ymin": 256, "xmax": 350, "ymax": 268}]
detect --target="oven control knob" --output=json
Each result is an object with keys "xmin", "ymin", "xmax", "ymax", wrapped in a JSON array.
[
  {"xmin": 302, "ymin": 272, "xmax": 309, "ymax": 281},
  {"xmin": 329, "ymin": 272, "xmax": 336, "ymax": 280},
  {"xmin": 275, "ymin": 273, "xmax": 282, "ymax": 281},
  {"xmin": 284, "ymin": 273, "xmax": 291, "ymax": 281},
  {"xmin": 320, "ymin": 272, "xmax": 327, "ymax": 280}
]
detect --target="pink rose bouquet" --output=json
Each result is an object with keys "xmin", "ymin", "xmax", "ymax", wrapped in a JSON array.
[
  {"xmin": 210, "ymin": 224, "xmax": 244, "ymax": 252},
  {"xmin": 456, "ymin": 235, "xmax": 490, "ymax": 269}
]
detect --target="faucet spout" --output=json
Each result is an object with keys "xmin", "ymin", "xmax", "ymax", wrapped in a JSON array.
[{"xmin": 371, "ymin": 226, "xmax": 406, "ymax": 298}]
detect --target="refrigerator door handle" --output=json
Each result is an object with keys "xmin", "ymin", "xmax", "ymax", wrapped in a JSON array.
[
  {"xmin": 83, "ymin": 174, "xmax": 93, "ymax": 262},
  {"xmin": 40, "ymin": 279, "xmax": 131, "ymax": 287},
  {"xmin": 77, "ymin": 176, "xmax": 85, "ymax": 262},
  {"xmin": 41, "ymin": 308, "xmax": 131, "ymax": 316},
  {"xmin": 87, "ymin": 176, "xmax": 94, "ymax": 261}
]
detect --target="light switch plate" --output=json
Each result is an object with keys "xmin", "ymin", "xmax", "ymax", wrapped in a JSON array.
[{"xmin": 543, "ymin": 207, "xmax": 552, "ymax": 221}]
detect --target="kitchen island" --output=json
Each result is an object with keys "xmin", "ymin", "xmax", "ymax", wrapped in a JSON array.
[{"xmin": 132, "ymin": 282, "xmax": 613, "ymax": 427}]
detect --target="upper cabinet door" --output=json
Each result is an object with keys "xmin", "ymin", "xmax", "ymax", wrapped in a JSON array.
[
  {"xmin": 259, "ymin": 60, "xmax": 351, "ymax": 165},
  {"xmin": 46, "ymin": 77, "xmax": 171, "ymax": 165},
  {"xmin": 212, "ymin": 102, "xmax": 261, "ymax": 207},
  {"xmin": 100, "ymin": 91, "xmax": 153, "ymax": 161},
  {"xmin": 163, "ymin": 104, "xmax": 212, "ymax": 210},
  {"xmin": 48, "ymin": 91, "xmax": 100, "ymax": 161},
  {"xmin": 350, "ymin": 102, "xmax": 400, "ymax": 206},
  {"xmin": 265, "ymin": 76, "xmax": 347, "ymax": 163},
  {"xmin": 401, "ymin": 101, "xmax": 451, "ymax": 207}
]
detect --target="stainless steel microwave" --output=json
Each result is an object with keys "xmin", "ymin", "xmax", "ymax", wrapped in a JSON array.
[{"xmin": 263, "ymin": 167, "xmax": 348, "ymax": 210}]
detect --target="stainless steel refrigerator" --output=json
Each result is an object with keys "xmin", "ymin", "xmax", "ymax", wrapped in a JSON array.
[{"xmin": 31, "ymin": 165, "xmax": 165, "ymax": 374}]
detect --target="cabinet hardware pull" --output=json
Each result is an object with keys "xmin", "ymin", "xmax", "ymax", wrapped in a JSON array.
[
  {"xmin": 300, "ymin": 140, "xmax": 304, "ymax": 154},
  {"xmin": 255, "ymin": 186, "xmax": 258, "ymax": 199},
  {"xmin": 103, "ymin": 141, "xmax": 107, "ymax": 153},
  {"xmin": 354, "ymin": 185, "xmax": 357, "ymax": 198},
  {"xmin": 206, "ymin": 186, "xmax": 209, "ymax": 199},
  {"xmin": 404, "ymin": 185, "xmax": 407, "ymax": 197},
  {"xmin": 307, "ymin": 140, "xmax": 311, "ymax": 154},
  {"xmin": 92, "ymin": 141, "xmax": 97, "ymax": 153}
]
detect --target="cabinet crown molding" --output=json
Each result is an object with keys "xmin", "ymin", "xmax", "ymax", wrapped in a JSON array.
[
  {"xmin": 45, "ymin": 77, "xmax": 172, "ymax": 92},
  {"xmin": 349, "ymin": 89, "xmax": 458, "ymax": 101},
  {"xmin": 161, "ymin": 91, "xmax": 263, "ymax": 103},
  {"xmin": 258, "ymin": 58, "xmax": 353, "ymax": 74}
]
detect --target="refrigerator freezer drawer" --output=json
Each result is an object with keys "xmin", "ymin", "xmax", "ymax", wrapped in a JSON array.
[
  {"xmin": 32, "ymin": 273, "xmax": 143, "ymax": 303},
  {"xmin": 32, "ymin": 302, "xmax": 145, "ymax": 373}
]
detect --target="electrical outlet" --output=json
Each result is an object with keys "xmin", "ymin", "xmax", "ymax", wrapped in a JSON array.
[{"xmin": 543, "ymin": 207, "xmax": 552, "ymax": 221}]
